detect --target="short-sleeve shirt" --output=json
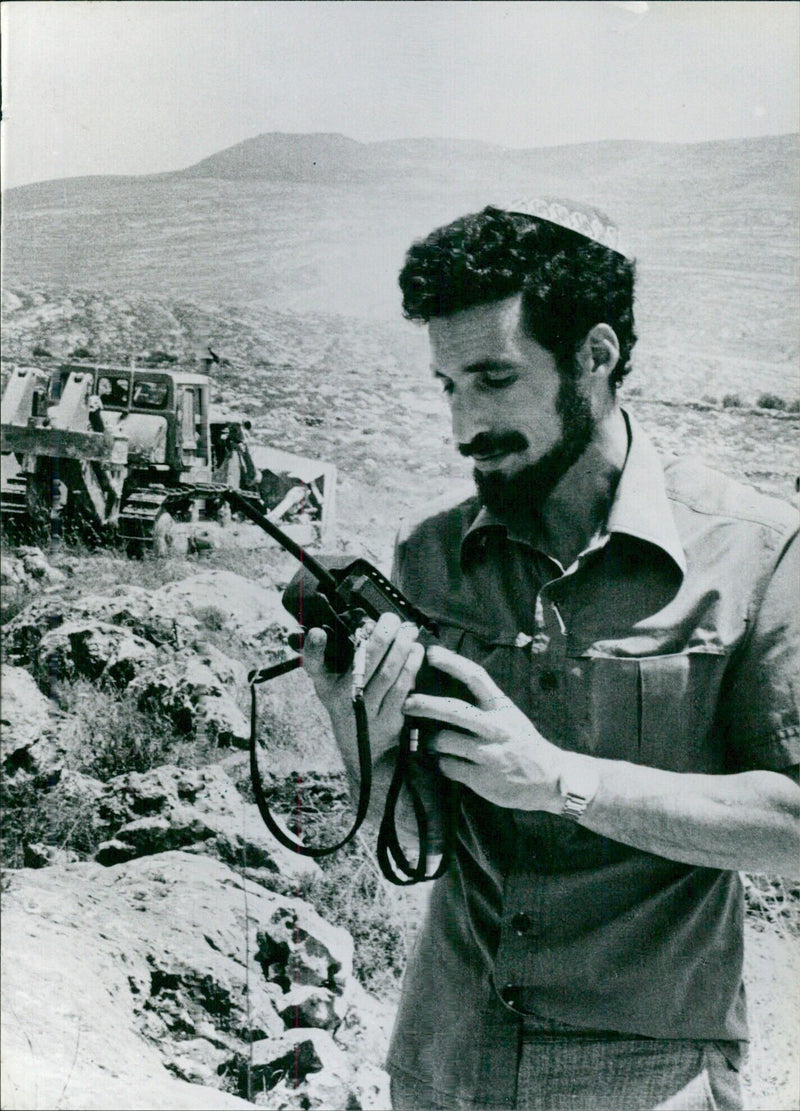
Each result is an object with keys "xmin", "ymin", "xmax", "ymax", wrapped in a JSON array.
[{"xmin": 386, "ymin": 413, "xmax": 799, "ymax": 1108}]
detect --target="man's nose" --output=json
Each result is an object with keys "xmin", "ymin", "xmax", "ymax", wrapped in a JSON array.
[{"xmin": 450, "ymin": 389, "xmax": 488, "ymax": 448}]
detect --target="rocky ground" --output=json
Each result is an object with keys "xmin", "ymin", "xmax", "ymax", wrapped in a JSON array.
[
  {"xmin": 1, "ymin": 542, "xmax": 798, "ymax": 1110},
  {"xmin": 1, "ymin": 543, "xmax": 398, "ymax": 1109}
]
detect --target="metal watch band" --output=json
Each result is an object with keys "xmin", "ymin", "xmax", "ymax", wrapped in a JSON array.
[
  {"xmin": 558, "ymin": 754, "xmax": 600, "ymax": 823},
  {"xmin": 561, "ymin": 791, "xmax": 591, "ymax": 822}
]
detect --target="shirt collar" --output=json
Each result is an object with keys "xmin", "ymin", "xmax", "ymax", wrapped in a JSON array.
[{"xmin": 461, "ymin": 410, "xmax": 686, "ymax": 577}]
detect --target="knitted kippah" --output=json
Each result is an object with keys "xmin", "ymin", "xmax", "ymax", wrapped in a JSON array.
[{"xmin": 503, "ymin": 196, "xmax": 626, "ymax": 258}]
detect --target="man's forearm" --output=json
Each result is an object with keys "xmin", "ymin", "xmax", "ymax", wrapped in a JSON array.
[{"xmin": 572, "ymin": 759, "xmax": 800, "ymax": 876}]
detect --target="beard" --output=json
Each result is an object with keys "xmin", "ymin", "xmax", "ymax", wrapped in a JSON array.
[{"xmin": 472, "ymin": 374, "xmax": 594, "ymax": 526}]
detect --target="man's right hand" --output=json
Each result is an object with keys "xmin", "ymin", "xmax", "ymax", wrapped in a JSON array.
[{"xmin": 301, "ymin": 614, "xmax": 426, "ymax": 775}]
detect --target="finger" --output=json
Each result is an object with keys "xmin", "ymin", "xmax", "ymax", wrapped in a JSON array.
[
  {"xmin": 437, "ymin": 754, "xmax": 479, "ymax": 787},
  {"xmin": 378, "ymin": 641, "xmax": 425, "ymax": 717},
  {"xmin": 363, "ymin": 613, "xmax": 406, "ymax": 684},
  {"xmin": 404, "ymin": 692, "xmax": 486, "ymax": 734},
  {"xmin": 367, "ymin": 622, "xmax": 420, "ymax": 709},
  {"xmin": 301, "ymin": 627, "xmax": 328, "ymax": 678},
  {"xmin": 429, "ymin": 728, "xmax": 481, "ymax": 762},
  {"xmin": 426, "ymin": 645, "xmax": 505, "ymax": 708}
]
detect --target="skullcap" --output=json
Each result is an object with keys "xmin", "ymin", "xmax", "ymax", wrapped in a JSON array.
[{"xmin": 503, "ymin": 196, "xmax": 627, "ymax": 258}]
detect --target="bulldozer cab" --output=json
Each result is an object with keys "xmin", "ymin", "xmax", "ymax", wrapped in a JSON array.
[{"xmin": 50, "ymin": 364, "xmax": 213, "ymax": 481}]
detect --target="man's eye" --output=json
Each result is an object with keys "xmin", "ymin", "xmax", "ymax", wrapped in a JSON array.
[
  {"xmin": 439, "ymin": 378, "xmax": 454, "ymax": 396},
  {"xmin": 481, "ymin": 375, "xmax": 516, "ymax": 390}
]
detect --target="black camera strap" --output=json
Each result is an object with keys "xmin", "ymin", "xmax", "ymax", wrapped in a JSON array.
[
  {"xmin": 375, "ymin": 726, "xmax": 456, "ymax": 884},
  {"xmin": 248, "ymin": 660, "xmax": 373, "ymax": 857}
]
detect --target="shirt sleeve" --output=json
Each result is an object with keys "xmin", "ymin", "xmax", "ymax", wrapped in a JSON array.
[{"xmin": 719, "ymin": 525, "xmax": 800, "ymax": 772}]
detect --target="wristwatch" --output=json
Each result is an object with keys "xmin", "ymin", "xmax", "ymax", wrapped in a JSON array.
[{"xmin": 558, "ymin": 753, "xmax": 600, "ymax": 822}]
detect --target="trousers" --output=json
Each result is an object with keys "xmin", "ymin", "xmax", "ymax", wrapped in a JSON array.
[{"xmin": 389, "ymin": 1033, "xmax": 742, "ymax": 1111}]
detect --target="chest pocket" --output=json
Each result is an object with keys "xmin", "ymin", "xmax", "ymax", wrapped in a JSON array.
[{"xmin": 562, "ymin": 648, "xmax": 730, "ymax": 773}]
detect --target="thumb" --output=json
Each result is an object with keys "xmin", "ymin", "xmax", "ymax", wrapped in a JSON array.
[
  {"xmin": 301, "ymin": 626, "xmax": 328, "ymax": 678},
  {"xmin": 426, "ymin": 643, "xmax": 505, "ymax": 708}
]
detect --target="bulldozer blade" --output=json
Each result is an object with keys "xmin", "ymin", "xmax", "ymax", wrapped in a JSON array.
[{"xmin": 0, "ymin": 425, "xmax": 111, "ymax": 461}]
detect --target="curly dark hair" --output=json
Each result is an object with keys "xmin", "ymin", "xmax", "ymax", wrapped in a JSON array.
[{"xmin": 399, "ymin": 206, "xmax": 637, "ymax": 386}]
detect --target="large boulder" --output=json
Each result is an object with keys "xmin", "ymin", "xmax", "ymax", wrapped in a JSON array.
[
  {"xmin": 3, "ymin": 592, "xmax": 73, "ymax": 666},
  {"xmin": 3, "ymin": 582, "xmax": 200, "ymax": 666},
  {"xmin": 93, "ymin": 763, "xmax": 319, "ymax": 886},
  {"xmin": 126, "ymin": 650, "xmax": 249, "ymax": 744},
  {"xmin": 0, "ymin": 663, "xmax": 70, "ymax": 786},
  {"xmin": 1, "ymin": 851, "xmax": 390, "ymax": 1110},
  {"xmin": 36, "ymin": 618, "xmax": 159, "ymax": 689},
  {"xmin": 1, "ymin": 545, "xmax": 67, "ymax": 591},
  {"xmin": 152, "ymin": 571, "xmax": 298, "ymax": 645},
  {"xmin": 256, "ymin": 901, "xmax": 353, "ymax": 994}
]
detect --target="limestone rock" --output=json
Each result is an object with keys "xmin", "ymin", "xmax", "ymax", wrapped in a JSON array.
[
  {"xmin": 238, "ymin": 1027, "xmax": 349, "ymax": 1092},
  {"xmin": 0, "ymin": 663, "xmax": 69, "ymax": 785},
  {"xmin": 193, "ymin": 640, "xmax": 249, "ymax": 691},
  {"xmin": 4, "ymin": 593, "xmax": 71, "ymax": 666},
  {"xmin": 93, "ymin": 764, "xmax": 319, "ymax": 884},
  {"xmin": 3, "ymin": 582, "xmax": 200, "ymax": 667},
  {"xmin": 126, "ymin": 650, "xmax": 249, "ymax": 744},
  {"xmin": 1, "ymin": 851, "xmax": 389, "ymax": 1110},
  {"xmin": 0, "ymin": 545, "xmax": 66, "ymax": 591},
  {"xmin": 276, "ymin": 984, "xmax": 344, "ymax": 1032},
  {"xmin": 36, "ymin": 619, "xmax": 158, "ymax": 688},
  {"xmin": 70, "ymin": 582, "xmax": 200, "ymax": 648},
  {"xmin": 153, "ymin": 571, "xmax": 298, "ymax": 644},
  {"xmin": 256, "ymin": 901, "xmax": 353, "ymax": 995},
  {"xmin": 23, "ymin": 841, "xmax": 80, "ymax": 868}
]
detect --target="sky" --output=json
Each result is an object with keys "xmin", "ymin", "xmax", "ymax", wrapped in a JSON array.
[{"xmin": 2, "ymin": 0, "xmax": 798, "ymax": 189}]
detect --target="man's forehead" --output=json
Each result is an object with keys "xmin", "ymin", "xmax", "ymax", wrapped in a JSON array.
[{"xmin": 429, "ymin": 295, "xmax": 524, "ymax": 368}]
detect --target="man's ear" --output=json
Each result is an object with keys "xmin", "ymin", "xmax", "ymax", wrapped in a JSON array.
[{"xmin": 578, "ymin": 324, "xmax": 620, "ymax": 379}]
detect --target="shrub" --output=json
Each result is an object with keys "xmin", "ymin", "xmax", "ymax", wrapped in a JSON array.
[
  {"xmin": 756, "ymin": 393, "xmax": 787, "ymax": 411},
  {"xmin": 722, "ymin": 394, "xmax": 742, "ymax": 408},
  {"xmin": 65, "ymin": 688, "xmax": 177, "ymax": 780},
  {"xmin": 744, "ymin": 873, "xmax": 800, "ymax": 937},
  {"xmin": 31, "ymin": 344, "xmax": 53, "ymax": 358},
  {"xmin": 69, "ymin": 346, "xmax": 94, "ymax": 360},
  {"xmin": 0, "ymin": 584, "xmax": 30, "ymax": 627},
  {"xmin": 143, "ymin": 351, "xmax": 179, "ymax": 366},
  {"xmin": 0, "ymin": 779, "xmax": 100, "ymax": 867},
  {"xmin": 0, "ymin": 677, "xmax": 220, "ymax": 868},
  {"xmin": 787, "ymin": 398, "xmax": 800, "ymax": 414}
]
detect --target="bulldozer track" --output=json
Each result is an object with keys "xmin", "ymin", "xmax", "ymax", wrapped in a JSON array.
[
  {"xmin": 117, "ymin": 488, "xmax": 173, "ymax": 545},
  {"xmin": 0, "ymin": 474, "xmax": 30, "ymax": 521}
]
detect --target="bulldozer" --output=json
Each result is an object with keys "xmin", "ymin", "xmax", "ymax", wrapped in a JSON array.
[{"xmin": 0, "ymin": 358, "xmax": 336, "ymax": 552}]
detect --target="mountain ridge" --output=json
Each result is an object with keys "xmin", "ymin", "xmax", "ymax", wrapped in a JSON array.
[
  {"xmin": 3, "ymin": 133, "xmax": 797, "ymax": 365},
  {"xmin": 5, "ymin": 131, "xmax": 797, "ymax": 193}
]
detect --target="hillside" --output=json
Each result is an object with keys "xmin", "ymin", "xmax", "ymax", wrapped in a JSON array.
[
  {"xmin": 3, "ymin": 135, "xmax": 798, "ymax": 385},
  {"xmin": 2, "ymin": 285, "xmax": 797, "ymax": 570}
]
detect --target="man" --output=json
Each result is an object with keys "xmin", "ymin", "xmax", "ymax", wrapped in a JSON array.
[{"xmin": 303, "ymin": 202, "xmax": 799, "ymax": 1110}]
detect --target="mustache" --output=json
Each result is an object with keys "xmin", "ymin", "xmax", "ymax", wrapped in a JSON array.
[{"xmin": 458, "ymin": 431, "xmax": 529, "ymax": 458}]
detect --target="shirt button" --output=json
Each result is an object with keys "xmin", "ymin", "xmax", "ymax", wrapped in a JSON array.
[
  {"xmin": 539, "ymin": 670, "xmax": 558, "ymax": 691},
  {"xmin": 511, "ymin": 912, "xmax": 533, "ymax": 936},
  {"xmin": 501, "ymin": 984, "xmax": 521, "ymax": 1010}
]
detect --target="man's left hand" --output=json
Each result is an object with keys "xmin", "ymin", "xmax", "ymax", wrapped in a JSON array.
[{"xmin": 403, "ymin": 644, "xmax": 564, "ymax": 811}]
